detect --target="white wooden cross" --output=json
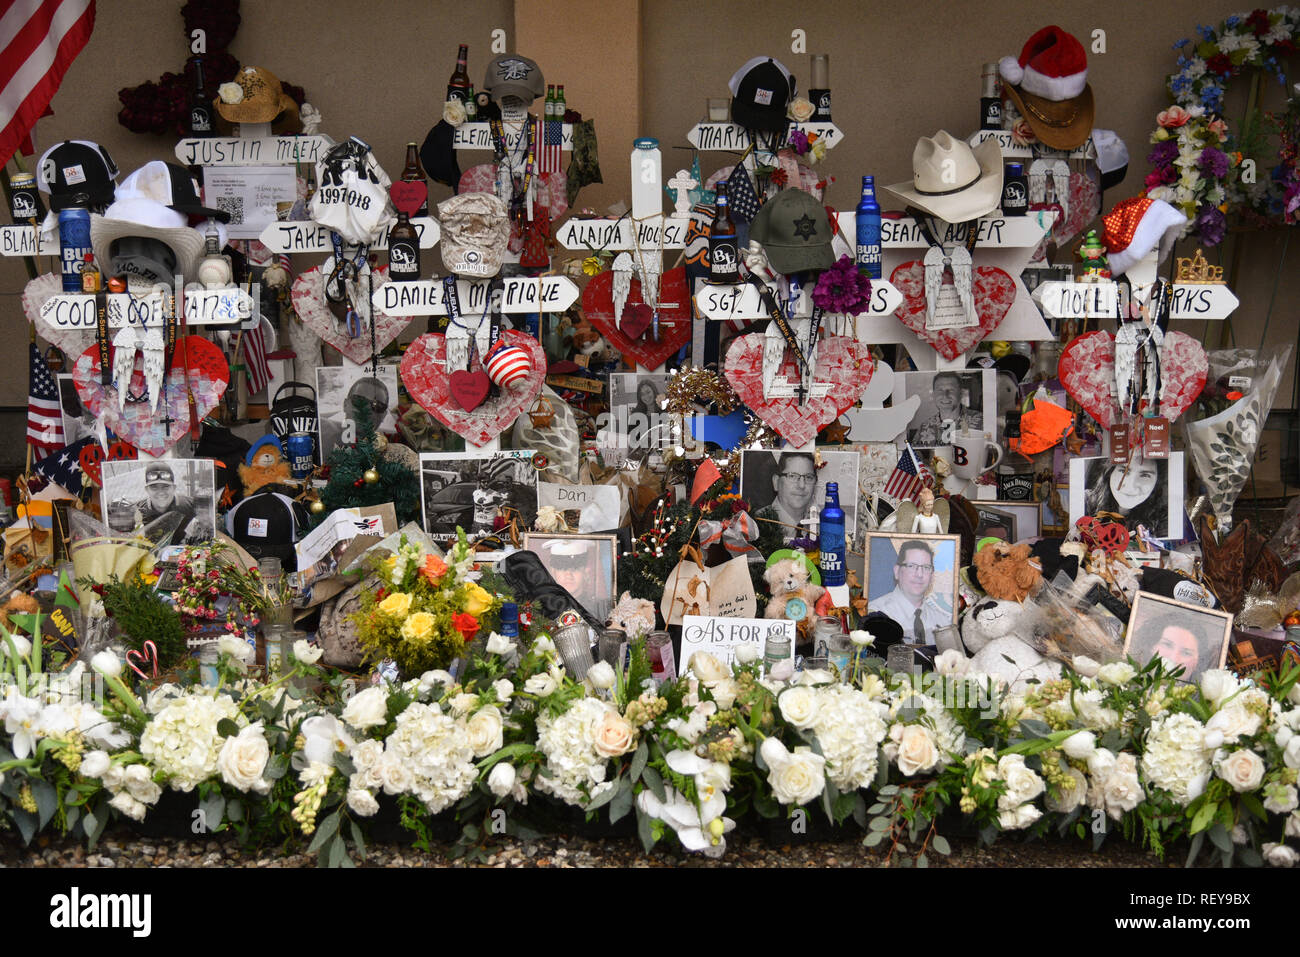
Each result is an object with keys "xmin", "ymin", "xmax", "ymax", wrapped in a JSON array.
[{"xmin": 666, "ymin": 169, "xmax": 698, "ymax": 217}]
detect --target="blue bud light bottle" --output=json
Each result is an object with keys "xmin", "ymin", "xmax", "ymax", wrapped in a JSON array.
[
  {"xmin": 58, "ymin": 207, "xmax": 91, "ymax": 293},
  {"xmin": 499, "ymin": 602, "xmax": 520, "ymax": 639},
  {"xmin": 854, "ymin": 176, "xmax": 881, "ymax": 279},
  {"xmin": 818, "ymin": 482, "xmax": 846, "ymax": 587}
]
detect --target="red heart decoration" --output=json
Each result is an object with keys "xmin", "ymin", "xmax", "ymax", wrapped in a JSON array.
[
  {"xmin": 291, "ymin": 264, "xmax": 415, "ymax": 366},
  {"xmin": 389, "ymin": 181, "xmax": 428, "ymax": 218},
  {"xmin": 582, "ymin": 267, "xmax": 693, "ymax": 370},
  {"xmin": 78, "ymin": 443, "xmax": 104, "ymax": 487},
  {"xmin": 619, "ymin": 303, "xmax": 654, "ymax": 342},
  {"xmin": 71, "ymin": 335, "xmax": 229, "ymax": 456},
  {"xmin": 724, "ymin": 334, "xmax": 874, "ymax": 447},
  {"xmin": 401, "ymin": 330, "xmax": 546, "ymax": 446},
  {"xmin": 24, "ymin": 273, "xmax": 94, "ymax": 359},
  {"xmin": 449, "ymin": 369, "xmax": 490, "ymax": 411},
  {"xmin": 890, "ymin": 261, "xmax": 1017, "ymax": 361},
  {"xmin": 1058, "ymin": 330, "xmax": 1207, "ymax": 429}
]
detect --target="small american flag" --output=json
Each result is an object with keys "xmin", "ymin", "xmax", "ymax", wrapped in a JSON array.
[
  {"xmin": 884, "ymin": 444, "xmax": 933, "ymax": 504},
  {"xmin": 241, "ymin": 321, "xmax": 270, "ymax": 394},
  {"xmin": 727, "ymin": 163, "xmax": 761, "ymax": 223},
  {"xmin": 33, "ymin": 434, "xmax": 93, "ymax": 495},
  {"xmin": 28, "ymin": 343, "xmax": 64, "ymax": 454}
]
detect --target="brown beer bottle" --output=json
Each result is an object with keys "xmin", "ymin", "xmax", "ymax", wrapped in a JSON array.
[
  {"xmin": 388, "ymin": 210, "xmax": 420, "ymax": 282},
  {"xmin": 708, "ymin": 183, "xmax": 740, "ymax": 283},
  {"xmin": 401, "ymin": 142, "xmax": 429, "ymax": 217},
  {"xmin": 447, "ymin": 44, "xmax": 471, "ymax": 103}
]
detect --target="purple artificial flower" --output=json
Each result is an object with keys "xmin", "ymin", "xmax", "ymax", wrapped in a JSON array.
[
  {"xmin": 811, "ymin": 255, "xmax": 873, "ymax": 316},
  {"xmin": 1195, "ymin": 203, "xmax": 1226, "ymax": 245},
  {"xmin": 1197, "ymin": 146, "xmax": 1230, "ymax": 179},
  {"xmin": 1148, "ymin": 140, "xmax": 1180, "ymax": 167},
  {"xmin": 788, "ymin": 129, "xmax": 810, "ymax": 155}
]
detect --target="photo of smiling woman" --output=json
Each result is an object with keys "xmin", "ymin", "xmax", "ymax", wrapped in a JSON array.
[
  {"xmin": 1123, "ymin": 591, "xmax": 1232, "ymax": 684},
  {"xmin": 1069, "ymin": 452, "xmax": 1185, "ymax": 539}
]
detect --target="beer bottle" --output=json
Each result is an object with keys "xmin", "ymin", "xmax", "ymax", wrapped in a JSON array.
[
  {"xmin": 855, "ymin": 175, "xmax": 882, "ymax": 279},
  {"xmin": 447, "ymin": 44, "xmax": 470, "ymax": 103},
  {"xmin": 708, "ymin": 182, "xmax": 740, "ymax": 283},
  {"xmin": 980, "ymin": 63, "xmax": 1002, "ymax": 131},
  {"xmin": 401, "ymin": 142, "xmax": 429, "ymax": 217},
  {"xmin": 189, "ymin": 56, "xmax": 212, "ymax": 136},
  {"xmin": 465, "ymin": 84, "xmax": 478, "ymax": 121},
  {"xmin": 818, "ymin": 482, "xmax": 846, "ymax": 588},
  {"xmin": 388, "ymin": 210, "xmax": 420, "ymax": 282}
]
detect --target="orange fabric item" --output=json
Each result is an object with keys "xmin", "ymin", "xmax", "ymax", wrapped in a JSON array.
[
  {"xmin": 1019, "ymin": 398, "xmax": 1074, "ymax": 454},
  {"xmin": 690, "ymin": 459, "xmax": 723, "ymax": 504}
]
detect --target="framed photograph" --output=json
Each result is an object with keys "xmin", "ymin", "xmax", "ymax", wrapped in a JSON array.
[
  {"xmin": 57, "ymin": 374, "xmax": 98, "ymax": 447},
  {"xmin": 896, "ymin": 369, "xmax": 997, "ymax": 449},
  {"xmin": 975, "ymin": 504, "xmax": 1017, "ymax": 542},
  {"xmin": 1068, "ymin": 453, "xmax": 1185, "ymax": 539},
  {"xmin": 522, "ymin": 533, "xmax": 618, "ymax": 625},
  {"xmin": 740, "ymin": 448, "xmax": 860, "ymax": 544},
  {"xmin": 976, "ymin": 500, "xmax": 1042, "ymax": 542},
  {"xmin": 419, "ymin": 450, "xmax": 538, "ymax": 540},
  {"xmin": 101, "ymin": 458, "xmax": 216, "ymax": 547},
  {"xmin": 605, "ymin": 372, "xmax": 671, "ymax": 449},
  {"xmin": 1124, "ymin": 591, "xmax": 1233, "ymax": 683},
  {"xmin": 863, "ymin": 532, "xmax": 960, "ymax": 643},
  {"xmin": 316, "ymin": 361, "xmax": 400, "ymax": 461}
]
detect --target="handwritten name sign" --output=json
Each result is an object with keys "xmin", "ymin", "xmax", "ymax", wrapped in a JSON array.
[
  {"xmin": 258, "ymin": 217, "xmax": 440, "ymax": 254},
  {"xmin": 695, "ymin": 279, "xmax": 901, "ymax": 320},
  {"xmin": 1037, "ymin": 280, "xmax": 1238, "ymax": 320},
  {"xmin": 833, "ymin": 213, "xmax": 1051, "ymax": 249},
  {"xmin": 0, "ymin": 224, "xmax": 53, "ymax": 257},
  {"xmin": 372, "ymin": 275, "xmax": 578, "ymax": 316},
  {"xmin": 538, "ymin": 482, "xmax": 620, "ymax": 533},
  {"xmin": 38, "ymin": 288, "xmax": 255, "ymax": 330},
  {"xmin": 554, "ymin": 215, "xmax": 690, "ymax": 251},
  {"xmin": 680, "ymin": 615, "xmax": 795, "ymax": 673},
  {"xmin": 453, "ymin": 122, "xmax": 573, "ymax": 152},
  {"xmin": 687, "ymin": 122, "xmax": 843, "ymax": 152},
  {"xmin": 966, "ymin": 129, "xmax": 1094, "ymax": 161},
  {"xmin": 174, "ymin": 135, "xmax": 333, "ymax": 167}
]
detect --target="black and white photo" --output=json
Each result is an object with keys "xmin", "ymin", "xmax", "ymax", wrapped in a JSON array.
[
  {"xmin": 522, "ymin": 533, "xmax": 618, "ymax": 625},
  {"xmin": 1124, "ymin": 591, "xmax": 1232, "ymax": 683},
  {"xmin": 420, "ymin": 450, "xmax": 538, "ymax": 539},
  {"xmin": 316, "ymin": 361, "xmax": 400, "ymax": 460},
  {"xmin": 1069, "ymin": 453, "xmax": 1184, "ymax": 540},
  {"xmin": 604, "ymin": 372, "xmax": 670, "ymax": 449},
  {"xmin": 864, "ymin": 532, "xmax": 960, "ymax": 643},
  {"xmin": 740, "ymin": 449, "xmax": 860, "ymax": 544},
  {"xmin": 101, "ymin": 458, "xmax": 216, "ymax": 546},
  {"xmin": 58, "ymin": 374, "xmax": 99, "ymax": 447},
  {"xmin": 897, "ymin": 369, "xmax": 997, "ymax": 449}
]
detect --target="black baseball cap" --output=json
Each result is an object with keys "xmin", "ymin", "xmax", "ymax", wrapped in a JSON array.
[
  {"xmin": 730, "ymin": 58, "xmax": 794, "ymax": 134},
  {"xmin": 158, "ymin": 161, "xmax": 230, "ymax": 222},
  {"xmin": 37, "ymin": 140, "xmax": 119, "ymax": 211}
]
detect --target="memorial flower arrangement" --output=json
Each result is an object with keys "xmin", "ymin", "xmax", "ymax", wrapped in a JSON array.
[{"xmin": 350, "ymin": 531, "xmax": 502, "ymax": 677}]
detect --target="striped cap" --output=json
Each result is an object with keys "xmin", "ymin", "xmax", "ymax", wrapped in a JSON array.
[{"xmin": 484, "ymin": 341, "xmax": 532, "ymax": 388}]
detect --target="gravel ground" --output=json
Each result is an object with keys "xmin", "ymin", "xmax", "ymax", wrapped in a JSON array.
[{"xmin": 1, "ymin": 827, "xmax": 1171, "ymax": 868}]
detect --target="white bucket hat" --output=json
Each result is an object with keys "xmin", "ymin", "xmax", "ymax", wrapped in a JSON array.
[
  {"xmin": 881, "ymin": 132, "xmax": 1005, "ymax": 224},
  {"xmin": 90, "ymin": 164, "xmax": 209, "ymax": 286}
]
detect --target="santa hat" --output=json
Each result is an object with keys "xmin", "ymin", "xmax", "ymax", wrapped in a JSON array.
[
  {"xmin": 999, "ymin": 25, "xmax": 1088, "ymax": 101},
  {"xmin": 1101, "ymin": 196, "xmax": 1188, "ymax": 279}
]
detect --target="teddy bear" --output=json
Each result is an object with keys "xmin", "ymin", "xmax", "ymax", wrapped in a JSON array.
[
  {"xmin": 607, "ymin": 591, "xmax": 656, "ymax": 641},
  {"xmin": 763, "ymin": 557, "xmax": 826, "ymax": 640},
  {"xmin": 959, "ymin": 542, "xmax": 1061, "ymax": 691},
  {"xmin": 238, "ymin": 435, "xmax": 293, "ymax": 496}
]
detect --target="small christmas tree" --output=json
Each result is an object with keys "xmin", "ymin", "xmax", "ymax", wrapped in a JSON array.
[{"xmin": 316, "ymin": 394, "xmax": 422, "ymax": 526}]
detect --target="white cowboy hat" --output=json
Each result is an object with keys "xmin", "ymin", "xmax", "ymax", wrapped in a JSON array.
[{"xmin": 881, "ymin": 132, "xmax": 1004, "ymax": 224}]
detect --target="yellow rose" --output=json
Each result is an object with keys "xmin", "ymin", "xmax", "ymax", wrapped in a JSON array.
[
  {"xmin": 378, "ymin": 592, "xmax": 413, "ymax": 619},
  {"xmin": 462, "ymin": 583, "xmax": 493, "ymax": 618},
  {"xmin": 401, "ymin": 612, "xmax": 436, "ymax": 644}
]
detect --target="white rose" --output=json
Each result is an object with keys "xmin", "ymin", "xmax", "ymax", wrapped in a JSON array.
[
  {"xmin": 1288, "ymin": 813, "xmax": 1300, "ymax": 839},
  {"xmin": 292, "ymin": 640, "xmax": 323, "ymax": 665},
  {"xmin": 711, "ymin": 678, "xmax": 739, "ymax": 712},
  {"xmin": 80, "ymin": 750, "xmax": 111, "ymax": 779},
  {"xmin": 691, "ymin": 652, "xmax": 730, "ymax": 684},
  {"xmin": 524, "ymin": 672, "xmax": 559, "ymax": 697},
  {"xmin": 1277, "ymin": 727, "xmax": 1293, "ymax": 749},
  {"xmin": 108, "ymin": 791, "xmax": 147, "ymax": 822},
  {"xmin": 997, "ymin": 754, "xmax": 1045, "ymax": 807},
  {"xmin": 934, "ymin": 649, "xmax": 969, "ymax": 677},
  {"xmin": 734, "ymin": 644, "xmax": 759, "ymax": 665},
  {"xmin": 466, "ymin": 706, "xmax": 505, "ymax": 757},
  {"xmin": 1265, "ymin": 784, "xmax": 1299, "ymax": 815},
  {"xmin": 218, "ymin": 723, "xmax": 270, "ymax": 793},
  {"xmin": 1205, "ymin": 704, "xmax": 1261, "ymax": 744},
  {"xmin": 1263, "ymin": 842, "xmax": 1299, "ymax": 867},
  {"xmin": 760, "ymin": 736, "xmax": 790, "ymax": 771},
  {"xmin": 376, "ymin": 752, "xmax": 413, "ymax": 795},
  {"xmin": 341, "ymin": 686, "xmax": 389, "ymax": 730},
  {"xmin": 998, "ymin": 803, "xmax": 1043, "ymax": 830},
  {"xmin": 860, "ymin": 674, "xmax": 886, "ymax": 700},
  {"xmin": 1087, "ymin": 748, "xmax": 1116, "ymax": 782},
  {"xmin": 122, "ymin": 764, "xmax": 161, "ymax": 804},
  {"xmin": 347, "ymin": 788, "xmax": 380, "ymax": 817},
  {"xmin": 1284, "ymin": 737, "xmax": 1300, "ymax": 770},
  {"xmin": 587, "ymin": 661, "xmax": 616, "ymax": 690},
  {"xmin": 4, "ymin": 634, "xmax": 31, "ymax": 659},
  {"xmin": 1096, "ymin": 662, "xmax": 1137, "ymax": 686},
  {"xmin": 449, "ymin": 692, "xmax": 478, "ymax": 717},
  {"xmin": 493, "ymin": 679, "xmax": 514, "ymax": 703},
  {"xmin": 1200, "ymin": 669, "xmax": 1241, "ymax": 708},
  {"xmin": 1216, "ymin": 748, "xmax": 1265, "ymax": 793},
  {"xmin": 485, "ymin": 632, "xmax": 515, "ymax": 657},
  {"xmin": 443, "ymin": 99, "xmax": 467, "ymax": 126},
  {"xmin": 1062, "ymin": 730, "xmax": 1097, "ymax": 760},
  {"xmin": 778, "ymin": 686, "xmax": 820, "ymax": 730},
  {"xmin": 1072, "ymin": 655, "xmax": 1100, "ymax": 678},
  {"xmin": 90, "ymin": 651, "xmax": 122, "ymax": 678},
  {"xmin": 593, "ymin": 711, "xmax": 636, "ymax": 758},
  {"xmin": 217, "ymin": 81, "xmax": 244, "ymax": 104},
  {"xmin": 351, "ymin": 739, "xmax": 384, "ymax": 773},
  {"xmin": 768, "ymin": 747, "xmax": 826, "ymax": 806},
  {"xmin": 787, "ymin": 96, "xmax": 815, "ymax": 122},
  {"xmin": 849, "ymin": 630, "xmax": 875, "ymax": 648},
  {"xmin": 1101, "ymin": 753, "xmax": 1143, "ymax": 819},
  {"xmin": 488, "ymin": 762, "xmax": 517, "ymax": 798},
  {"xmin": 896, "ymin": 725, "xmax": 941, "ymax": 776}
]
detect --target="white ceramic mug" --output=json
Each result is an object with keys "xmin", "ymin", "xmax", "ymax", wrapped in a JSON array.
[{"xmin": 950, "ymin": 431, "xmax": 1003, "ymax": 483}]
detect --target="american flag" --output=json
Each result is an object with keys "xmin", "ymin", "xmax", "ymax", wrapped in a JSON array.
[
  {"xmin": 883, "ymin": 444, "xmax": 934, "ymax": 504},
  {"xmin": 241, "ymin": 320, "xmax": 270, "ymax": 394},
  {"xmin": 727, "ymin": 164, "xmax": 761, "ymax": 223},
  {"xmin": 33, "ymin": 434, "xmax": 93, "ymax": 495},
  {"xmin": 0, "ymin": 0, "xmax": 96, "ymax": 167},
  {"xmin": 28, "ymin": 342, "xmax": 63, "ymax": 454}
]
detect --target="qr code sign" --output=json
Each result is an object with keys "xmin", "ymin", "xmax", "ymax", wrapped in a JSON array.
[{"xmin": 216, "ymin": 196, "xmax": 244, "ymax": 224}]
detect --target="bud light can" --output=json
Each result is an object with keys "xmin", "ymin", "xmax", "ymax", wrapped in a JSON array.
[
  {"xmin": 58, "ymin": 207, "xmax": 91, "ymax": 292},
  {"xmin": 287, "ymin": 432, "xmax": 315, "ymax": 479}
]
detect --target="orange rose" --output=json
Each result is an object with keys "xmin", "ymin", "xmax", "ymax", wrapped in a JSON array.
[
  {"xmin": 1157, "ymin": 106, "xmax": 1192, "ymax": 129},
  {"xmin": 420, "ymin": 554, "xmax": 447, "ymax": 585}
]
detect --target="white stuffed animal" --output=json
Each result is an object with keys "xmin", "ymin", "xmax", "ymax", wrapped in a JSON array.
[{"xmin": 961, "ymin": 598, "xmax": 1061, "ymax": 692}]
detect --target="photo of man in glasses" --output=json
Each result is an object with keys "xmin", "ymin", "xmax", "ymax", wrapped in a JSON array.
[
  {"xmin": 740, "ymin": 449, "xmax": 860, "ymax": 545},
  {"xmin": 866, "ymin": 535, "xmax": 957, "ymax": 644}
]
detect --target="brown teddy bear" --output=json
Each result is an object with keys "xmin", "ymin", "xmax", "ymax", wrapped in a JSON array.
[
  {"xmin": 763, "ymin": 557, "xmax": 826, "ymax": 640},
  {"xmin": 238, "ymin": 435, "xmax": 293, "ymax": 496},
  {"xmin": 971, "ymin": 541, "xmax": 1041, "ymax": 602}
]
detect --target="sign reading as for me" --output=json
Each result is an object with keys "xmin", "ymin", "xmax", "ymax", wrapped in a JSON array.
[{"xmin": 680, "ymin": 615, "xmax": 795, "ymax": 673}]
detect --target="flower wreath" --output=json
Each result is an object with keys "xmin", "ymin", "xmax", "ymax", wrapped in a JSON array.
[{"xmin": 1144, "ymin": 7, "xmax": 1300, "ymax": 244}]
